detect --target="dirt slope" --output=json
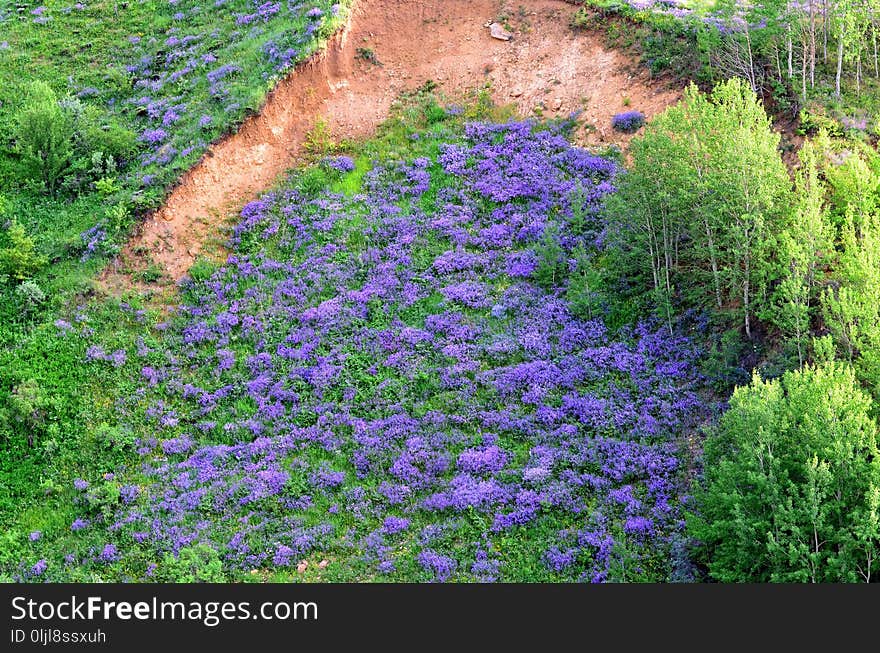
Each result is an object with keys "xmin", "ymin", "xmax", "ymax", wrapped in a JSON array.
[{"xmin": 101, "ymin": 0, "xmax": 680, "ymax": 288}]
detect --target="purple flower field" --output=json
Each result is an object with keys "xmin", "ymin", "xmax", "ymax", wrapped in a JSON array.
[{"xmin": 16, "ymin": 117, "xmax": 708, "ymax": 582}]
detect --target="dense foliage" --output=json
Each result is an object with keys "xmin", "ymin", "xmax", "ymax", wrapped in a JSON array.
[
  {"xmin": 691, "ymin": 359, "xmax": 880, "ymax": 582},
  {"xmin": 6, "ymin": 0, "xmax": 880, "ymax": 584},
  {"xmin": 4, "ymin": 108, "xmax": 712, "ymax": 582},
  {"xmin": 0, "ymin": 0, "xmax": 352, "ymax": 546},
  {"xmin": 605, "ymin": 78, "xmax": 791, "ymax": 337},
  {"xmin": 597, "ymin": 75, "xmax": 880, "ymax": 581}
]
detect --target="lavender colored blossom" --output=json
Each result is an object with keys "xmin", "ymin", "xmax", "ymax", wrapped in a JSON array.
[
  {"xmin": 382, "ymin": 517, "xmax": 410, "ymax": 535},
  {"xmin": 71, "ymin": 518, "xmax": 90, "ymax": 531},
  {"xmin": 99, "ymin": 544, "xmax": 119, "ymax": 563},
  {"xmin": 418, "ymin": 549, "xmax": 456, "ymax": 582},
  {"xmin": 139, "ymin": 128, "xmax": 168, "ymax": 144},
  {"xmin": 611, "ymin": 111, "xmax": 645, "ymax": 133},
  {"xmin": 322, "ymin": 155, "xmax": 356, "ymax": 172}
]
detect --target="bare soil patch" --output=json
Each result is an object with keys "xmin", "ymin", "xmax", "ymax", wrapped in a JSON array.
[{"xmin": 101, "ymin": 0, "xmax": 681, "ymax": 290}]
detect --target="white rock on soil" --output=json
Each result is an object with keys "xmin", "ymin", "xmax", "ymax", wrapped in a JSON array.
[{"xmin": 489, "ymin": 23, "xmax": 512, "ymax": 41}]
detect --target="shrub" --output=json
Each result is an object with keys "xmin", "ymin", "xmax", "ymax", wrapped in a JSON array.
[
  {"xmin": 74, "ymin": 105, "xmax": 137, "ymax": 163},
  {"xmin": 0, "ymin": 220, "xmax": 47, "ymax": 281},
  {"xmin": 94, "ymin": 176, "xmax": 121, "ymax": 197},
  {"xmin": 532, "ymin": 222, "xmax": 568, "ymax": 289},
  {"xmin": 93, "ymin": 423, "xmax": 137, "ymax": 454},
  {"xmin": 156, "ymin": 545, "xmax": 227, "ymax": 583},
  {"xmin": 797, "ymin": 107, "xmax": 844, "ymax": 137},
  {"xmin": 566, "ymin": 247, "xmax": 603, "ymax": 321},
  {"xmin": 15, "ymin": 279, "xmax": 46, "ymax": 316},
  {"xmin": 611, "ymin": 110, "xmax": 645, "ymax": 133},
  {"xmin": 690, "ymin": 362, "xmax": 880, "ymax": 582},
  {"xmin": 12, "ymin": 81, "xmax": 74, "ymax": 194},
  {"xmin": 303, "ymin": 118, "xmax": 335, "ymax": 155},
  {"xmin": 4, "ymin": 379, "xmax": 47, "ymax": 448},
  {"xmin": 187, "ymin": 257, "xmax": 218, "ymax": 283}
]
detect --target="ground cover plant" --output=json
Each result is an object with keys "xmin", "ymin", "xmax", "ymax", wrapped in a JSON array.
[
  {"xmin": 4, "ymin": 98, "xmax": 710, "ymax": 582},
  {"xmin": 0, "ymin": 0, "xmax": 351, "ymax": 536}
]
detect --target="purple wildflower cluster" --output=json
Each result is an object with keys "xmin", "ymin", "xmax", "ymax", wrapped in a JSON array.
[
  {"xmin": 108, "ymin": 0, "xmax": 343, "ymax": 191},
  {"xmin": 322, "ymin": 155, "xmax": 356, "ymax": 173},
  {"xmin": 611, "ymin": 111, "xmax": 645, "ymax": 133},
  {"xmin": 52, "ymin": 119, "xmax": 708, "ymax": 582},
  {"xmin": 79, "ymin": 223, "xmax": 108, "ymax": 262}
]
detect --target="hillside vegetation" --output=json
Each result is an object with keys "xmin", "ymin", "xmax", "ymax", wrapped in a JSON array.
[{"xmin": 3, "ymin": 0, "xmax": 880, "ymax": 582}]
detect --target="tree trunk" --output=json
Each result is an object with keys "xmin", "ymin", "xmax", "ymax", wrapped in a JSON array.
[
  {"xmin": 874, "ymin": 21, "xmax": 879, "ymax": 77},
  {"xmin": 857, "ymin": 51, "xmax": 862, "ymax": 95},
  {"xmin": 823, "ymin": 0, "xmax": 829, "ymax": 62},
  {"xmin": 704, "ymin": 218, "xmax": 723, "ymax": 310},
  {"xmin": 743, "ymin": 248, "xmax": 752, "ymax": 339},
  {"xmin": 804, "ymin": 41, "xmax": 809, "ymax": 100},
  {"xmin": 744, "ymin": 26, "xmax": 756, "ymax": 93},
  {"xmin": 836, "ymin": 33, "xmax": 845, "ymax": 98},
  {"xmin": 809, "ymin": 0, "xmax": 816, "ymax": 88},
  {"xmin": 662, "ymin": 211, "xmax": 674, "ymax": 335},
  {"xmin": 775, "ymin": 44, "xmax": 783, "ymax": 82}
]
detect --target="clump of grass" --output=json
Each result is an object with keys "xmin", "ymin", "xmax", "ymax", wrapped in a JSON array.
[
  {"xmin": 134, "ymin": 263, "xmax": 165, "ymax": 284},
  {"xmin": 355, "ymin": 47, "xmax": 382, "ymax": 66},
  {"xmin": 303, "ymin": 118, "xmax": 336, "ymax": 156}
]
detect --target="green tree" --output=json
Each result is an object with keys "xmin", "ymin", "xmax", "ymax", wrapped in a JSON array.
[
  {"xmin": 12, "ymin": 81, "xmax": 74, "ymax": 194},
  {"xmin": 824, "ymin": 143, "xmax": 880, "ymax": 229},
  {"xmin": 605, "ymin": 78, "xmax": 792, "ymax": 336},
  {"xmin": 822, "ymin": 212, "xmax": 880, "ymax": 396},
  {"xmin": 762, "ymin": 140, "xmax": 834, "ymax": 365},
  {"xmin": 3, "ymin": 379, "xmax": 47, "ymax": 449},
  {"xmin": 690, "ymin": 361, "xmax": 880, "ymax": 582}
]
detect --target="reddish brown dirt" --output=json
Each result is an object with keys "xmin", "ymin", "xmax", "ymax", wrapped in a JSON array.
[{"xmin": 100, "ymin": 0, "xmax": 681, "ymax": 290}]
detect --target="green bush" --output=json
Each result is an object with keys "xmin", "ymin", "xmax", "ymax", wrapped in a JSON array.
[
  {"xmin": 797, "ymin": 107, "xmax": 844, "ymax": 138},
  {"xmin": 690, "ymin": 361, "xmax": 880, "ymax": 582},
  {"xmin": 15, "ymin": 279, "xmax": 46, "ymax": 317},
  {"xmin": 155, "ymin": 544, "xmax": 227, "ymax": 583},
  {"xmin": 188, "ymin": 257, "xmax": 219, "ymax": 283},
  {"xmin": 2, "ymin": 379, "xmax": 47, "ymax": 449},
  {"xmin": 75, "ymin": 106, "xmax": 137, "ymax": 163},
  {"xmin": 92, "ymin": 423, "xmax": 137, "ymax": 455},
  {"xmin": 566, "ymin": 248, "xmax": 603, "ymax": 321},
  {"xmin": 12, "ymin": 82, "xmax": 74, "ymax": 195},
  {"xmin": 0, "ymin": 220, "xmax": 47, "ymax": 281},
  {"xmin": 533, "ymin": 222, "xmax": 568, "ymax": 290}
]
